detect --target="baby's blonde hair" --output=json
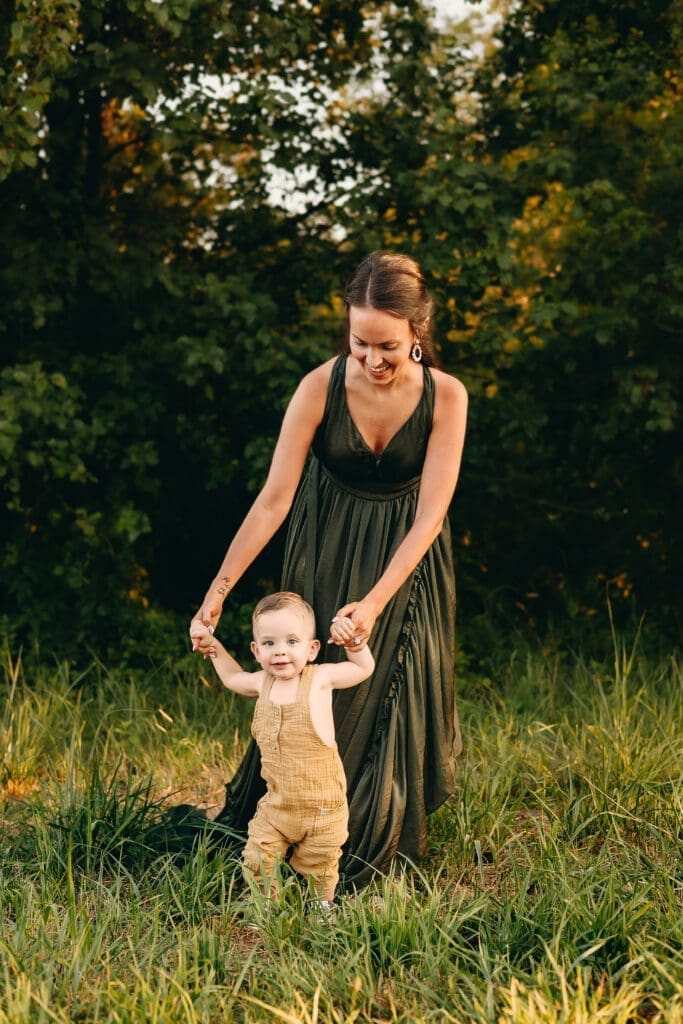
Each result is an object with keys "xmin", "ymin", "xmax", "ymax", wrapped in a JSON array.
[{"xmin": 252, "ymin": 592, "xmax": 316, "ymax": 635}]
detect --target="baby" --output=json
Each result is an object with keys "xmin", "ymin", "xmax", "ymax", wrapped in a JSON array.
[{"xmin": 190, "ymin": 591, "xmax": 374, "ymax": 905}]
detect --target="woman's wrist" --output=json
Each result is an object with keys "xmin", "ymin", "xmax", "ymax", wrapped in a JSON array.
[
  {"xmin": 363, "ymin": 591, "xmax": 385, "ymax": 618},
  {"xmin": 211, "ymin": 574, "xmax": 233, "ymax": 601}
]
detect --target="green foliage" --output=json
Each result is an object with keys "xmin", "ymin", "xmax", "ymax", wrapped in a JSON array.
[
  {"xmin": 350, "ymin": 0, "xmax": 683, "ymax": 639},
  {"xmin": 1, "ymin": 0, "xmax": 680, "ymax": 657},
  {"xmin": 22, "ymin": 758, "xmax": 170, "ymax": 876},
  {"xmin": 1, "ymin": 1, "xmax": 434, "ymax": 656},
  {"xmin": 0, "ymin": 0, "xmax": 80, "ymax": 178},
  {"xmin": 459, "ymin": 0, "xmax": 683, "ymax": 632}
]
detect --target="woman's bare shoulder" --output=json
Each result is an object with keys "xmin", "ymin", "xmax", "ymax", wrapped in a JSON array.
[
  {"xmin": 296, "ymin": 357, "xmax": 339, "ymax": 399},
  {"xmin": 429, "ymin": 366, "xmax": 468, "ymax": 404}
]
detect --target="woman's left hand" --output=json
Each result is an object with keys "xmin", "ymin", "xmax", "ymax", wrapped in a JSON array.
[{"xmin": 333, "ymin": 599, "xmax": 380, "ymax": 648}]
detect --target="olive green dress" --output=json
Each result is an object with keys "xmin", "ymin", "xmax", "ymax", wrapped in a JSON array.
[{"xmin": 216, "ymin": 355, "xmax": 461, "ymax": 890}]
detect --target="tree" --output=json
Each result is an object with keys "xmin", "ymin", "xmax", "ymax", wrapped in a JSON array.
[
  {"xmin": 0, "ymin": 0, "xmax": 453, "ymax": 658},
  {"xmin": 460, "ymin": 0, "xmax": 683, "ymax": 635},
  {"xmin": 322, "ymin": 0, "xmax": 682, "ymax": 643},
  {"xmin": 3, "ymin": 0, "xmax": 679, "ymax": 662}
]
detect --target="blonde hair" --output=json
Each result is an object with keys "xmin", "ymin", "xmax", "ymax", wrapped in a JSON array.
[{"xmin": 252, "ymin": 592, "xmax": 316, "ymax": 634}]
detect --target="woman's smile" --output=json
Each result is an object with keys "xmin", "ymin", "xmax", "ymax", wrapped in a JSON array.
[
  {"xmin": 366, "ymin": 361, "xmax": 392, "ymax": 379},
  {"xmin": 348, "ymin": 306, "xmax": 414, "ymax": 386}
]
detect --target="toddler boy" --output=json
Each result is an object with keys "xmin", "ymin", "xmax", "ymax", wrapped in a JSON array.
[{"xmin": 190, "ymin": 591, "xmax": 374, "ymax": 904}]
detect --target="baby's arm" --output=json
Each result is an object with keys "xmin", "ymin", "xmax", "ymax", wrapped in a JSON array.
[
  {"xmin": 321, "ymin": 617, "xmax": 375, "ymax": 690},
  {"xmin": 189, "ymin": 621, "xmax": 262, "ymax": 697},
  {"xmin": 332, "ymin": 642, "xmax": 375, "ymax": 689}
]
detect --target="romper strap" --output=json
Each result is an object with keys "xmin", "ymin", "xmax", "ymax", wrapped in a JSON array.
[
  {"xmin": 260, "ymin": 672, "xmax": 274, "ymax": 702},
  {"xmin": 297, "ymin": 664, "xmax": 315, "ymax": 707}
]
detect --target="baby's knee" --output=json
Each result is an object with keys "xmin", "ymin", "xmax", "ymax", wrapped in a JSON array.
[
  {"xmin": 290, "ymin": 843, "xmax": 342, "ymax": 903},
  {"xmin": 242, "ymin": 839, "xmax": 279, "ymax": 894}
]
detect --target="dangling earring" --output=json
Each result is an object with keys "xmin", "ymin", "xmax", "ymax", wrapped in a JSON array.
[{"xmin": 411, "ymin": 339, "xmax": 423, "ymax": 363}]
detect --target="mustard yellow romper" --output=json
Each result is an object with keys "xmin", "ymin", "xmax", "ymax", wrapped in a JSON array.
[{"xmin": 243, "ymin": 664, "xmax": 348, "ymax": 901}]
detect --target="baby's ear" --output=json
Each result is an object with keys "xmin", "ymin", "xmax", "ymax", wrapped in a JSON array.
[
  {"xmin": 308, "ymin": 638, "xmax": 321, "ymax": 661},
  {"xmin": 250, "ymin": 640, "xmax": 259, "ymax": 659}
]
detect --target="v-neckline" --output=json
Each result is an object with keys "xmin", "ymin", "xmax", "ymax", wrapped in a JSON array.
[{"xmin": 343, "ymin": 360, "xmax": 427, "ymax": 460}]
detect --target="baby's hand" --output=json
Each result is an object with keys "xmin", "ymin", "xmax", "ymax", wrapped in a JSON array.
[
  {"xmin": 189, "ymin": 619, "xmax": 216, "ymax": 658},
  {"xmin": 328, "ymin": 615, "xmax": 356, "ymax": 647}
]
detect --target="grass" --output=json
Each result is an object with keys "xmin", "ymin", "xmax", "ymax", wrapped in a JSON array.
[{"xmin": 0, "ymin": 637, "xmax": 681, "ymax": 1023}]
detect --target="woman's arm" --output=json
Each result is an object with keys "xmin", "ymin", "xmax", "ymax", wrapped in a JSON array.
[
  {"xmin": 193, "ymin": 362, "xmax": 333, "ymax": 636},
  {"xmin": 336, "ymin": 371, "xmax": 468, "ymax": 643}
]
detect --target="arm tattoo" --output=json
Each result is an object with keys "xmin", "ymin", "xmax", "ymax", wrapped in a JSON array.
[{"xmin": 216, "ymin": 576, "xmax": 232, "ymax": 599}]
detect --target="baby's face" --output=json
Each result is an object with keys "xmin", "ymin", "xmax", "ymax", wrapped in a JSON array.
[{"xmin": 250, "ymin": 608, "xmax": 320, "ymax": 681}]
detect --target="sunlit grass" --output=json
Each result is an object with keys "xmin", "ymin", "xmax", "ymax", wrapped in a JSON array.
[{"xmin": 1, "ymin": 638, "xmax": 681, "ymax": 1023}]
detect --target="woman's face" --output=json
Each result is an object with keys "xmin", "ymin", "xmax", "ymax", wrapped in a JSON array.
[{"xmin": 348, "ymin": 306, "xmax": 415, "ymax": 386}]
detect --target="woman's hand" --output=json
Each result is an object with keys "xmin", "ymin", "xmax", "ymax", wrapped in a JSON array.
[
  {"xmin": 190, "ymin": 614, "xmax": 217, "ymax": 657},
  {"xmin": 328, "ymin": 615, "xmax": 355, "ymax": 647},
  {"xmin": 189, "ymin": 582, "xmax": 226, "ymax": 657},
  {"xmin": 333, "ymin": 599, "xmax": 380, "ymax": 648},
  {"xmin": 190, "ymin": 618, "xmax": 217, "ymax": 659}
]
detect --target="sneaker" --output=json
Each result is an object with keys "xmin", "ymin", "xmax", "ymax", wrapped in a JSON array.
[{"xmin": 309, "ymin": 899, "xmax": 337, "ymax": 916}]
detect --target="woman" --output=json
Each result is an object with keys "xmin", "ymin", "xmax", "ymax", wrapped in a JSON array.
[{"xmin": 192, "ymin": 251, "xmax": 468, "ymax": 890}]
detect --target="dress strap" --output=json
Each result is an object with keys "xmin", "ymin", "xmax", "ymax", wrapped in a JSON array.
[
  {"xmin": 330, "ymin": 352, "xmax": 347, "ymax": 385},
  {"xmin": 304, "ymin": 455, "xmax": 319, "ymax": 606},
  {"xmin": 423, "ymin": 365, "xmax": 436, "ymax": 422},
  {"xmin": 304, "ymin": 356, "xmax": 344, "ymax": 606}
]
